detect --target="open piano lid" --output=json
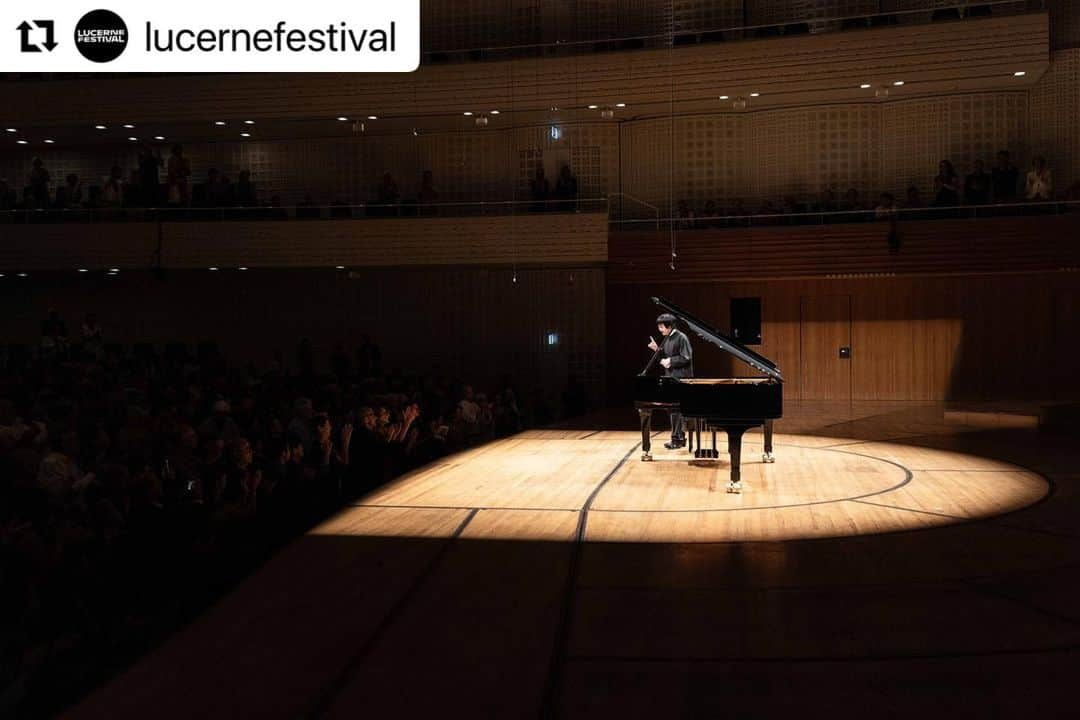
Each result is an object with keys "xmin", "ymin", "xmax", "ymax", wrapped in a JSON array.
[{"xmin": 652, "ymin": 296, "xmax": 784, "ymax": 383}]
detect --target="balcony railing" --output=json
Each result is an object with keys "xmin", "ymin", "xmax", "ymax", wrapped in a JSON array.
[{"xmin": 0, "ymin": 198, "xmax": 611, "ymax": 224}]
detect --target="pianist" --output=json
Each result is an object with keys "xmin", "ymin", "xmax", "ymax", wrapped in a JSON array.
[{"xmin": 647, "ymin": 312, "xmax": 694, "ymax": 449}]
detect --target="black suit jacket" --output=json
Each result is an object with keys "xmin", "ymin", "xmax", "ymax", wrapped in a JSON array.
[{"xmin": 661, "ymin": 329, "xmax": 694, "ymax": 379}]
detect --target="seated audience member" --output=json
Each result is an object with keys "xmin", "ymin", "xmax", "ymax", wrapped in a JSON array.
[
  {"xmin": 817, "ymin": 187, "xmax": 839, "ymax": 213},
  {"xmin": 235, "ymin": 170, "xmax": 258, "ymax": 207},
  {"xmin": 296, "ymin": 194, "xmax": 322, "ymax": 219},
  {"xmin": 530, "ymin": 167, "xmax": 550, "ymax": 211},
  {"xmin": 874, "ymin": 192, "xmax": 898, "ymax": 219},
  {"xmin": 933, "ymin": 160, "xmax": 961, "ymax": 207},
  {"xmin": 701, "ymin": 199, "xmax": 718, "ymax": 227},
  {"xmin": 54, "ymin": 174, "xmax": 83, "ymax": 209},
  {"xmin": 964, "ymin": 160, "xmax": 991, "ymax": 206},
  {"xmin": 905, "ymin": 186, "xmax": 924, "ymax": 208},
  {"xmin": 839, "ymin": 188, "xmax": 863, "ymax": 222},
  {"xmin": 1026, "ymin": 156, "xmax": 1053, "ymax": 201},
  {"xmin": 991, "ymin": 150, "xmax": 1019, "ymax": 204},
  {"xmin": 554, "ymin": 165, "xmax": 579, "ymax": 211}
]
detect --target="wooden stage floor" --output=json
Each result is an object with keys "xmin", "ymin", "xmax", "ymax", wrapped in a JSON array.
[{"xmin": 71, "ymin": 402, "xmax": 1080, "ymax": 719}]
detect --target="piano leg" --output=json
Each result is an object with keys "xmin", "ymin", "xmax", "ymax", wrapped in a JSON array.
[
  {"xmin": 638, "ymin": 408, "xmax": 654, "ymax": 461},
  {"xmin": 763, "ymin": 419, "xmax": 776, "ymax": 463},
  {"xmin": 725, "ymin": 425, "xmax": 749, "ymax": 493}
]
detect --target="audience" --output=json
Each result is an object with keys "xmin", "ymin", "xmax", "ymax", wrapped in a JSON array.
[
  {"xmin": 2, "ymin": 144, "xmax": 1074, "ymax": 227},
  {"xmin": 0, "ymin": 312, "xmax": 538, "ymax": 716}
]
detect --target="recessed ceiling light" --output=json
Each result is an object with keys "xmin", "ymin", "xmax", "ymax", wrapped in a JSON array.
[
  {"xmin": 490, "ymin": 110, "xmax": 500, "ymax": 115},
  {"xmin": 238, "ymin": 266, "xmax": 248, "ymax": 271},
  {"xmin": 893, "ymin": 80, "xmax": 905, "ymax": 86},
  {"xmin": 154, "ymin": 135, "xmax": 165, "ymax": 140},
  {"xmin": 0, "ymin": 273, "xmax": 5, "ymax": 278},
  {"xmin": 123, "ymin": 124, "xmax": 134, "ymax": 129},
  {"xmin": 463, "ymin": 111, "xmax": 473, "ymax": 116},
  {"xmin": 244, "ymin": 119, "xmax": 255, "ymax": 125},
  {"xmin": 78, "ymin": 268, "xmax": 88, "ymax": 273},
  {"xmin": 94, "ymin": 124, "xmax": 107, "ymax": 130},
  {"xmin": 336, "ymin": 116, "xmax": 348, "ymax": 121},
  {"xmin": 719, "ymin": 95, "xmax": 729, "ymax": 100},
  {"xmin": 5, "ymin": 128, "xmax": 16, "ymax": 133},
  {"xmin": 860, "ymin": 84, "xmax": 872, "ymax": 89},
  {"xmin": 16, "ymin": 139, "xmax": 28, "ymax": 145},
  {"xmin": 367, "ymin": 115, "xmax": 377, "ymax": 120},
  {"xmin": 43, "ymin": 139, "xmax": 54, "ymax": 144},
  {"xmin": 587, "ymin": 104, "xmax": 598, "ymax": 109},
  {"xmin": 17, "ymin": 272, "xmax": 27, "ymax": 277},
  {"xmin": 214, "ymin": 121, "xmax": 226, "ymax": 126},
  {"xmin": 750, "ymin": 92, "xmax": 761, "ymax": 97},
  {"xmin": 109, "ymin": 268, "xmax": 119, "ymax": 272},
  {"xmin": 240, "ymin": 132, "xmax": 251, "ymax": 137},
  {"xmin": 615, "ymin": 102, "xmax": 627, "ymax": 108},
  {"xmin": 335, "ymin": 265, "xmax": 346, "ymax": 270},
  {"xmin": 1014, "ymin": 71, "xmax": 1027, "ymax": 77},
  {"xmin": 127, "ymin": 136, "xmax": 138, "ymax": 141},
  {"xmin": 208, "ymin": 266, "xmax": 219, "ymax": 271}
]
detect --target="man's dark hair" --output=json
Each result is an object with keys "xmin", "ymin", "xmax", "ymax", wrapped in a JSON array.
[{"xmin": 656, "ymin": 313, "xmax": 677, "ymax": 328}]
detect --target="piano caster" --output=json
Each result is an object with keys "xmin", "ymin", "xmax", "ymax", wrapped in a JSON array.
[
  {"xmin": 641, "ymin": 452, "xmax": 653, "ymax": 462},
  {"xmin": 726, "ymin": 480, "xmax": 743, "ymax": 494},
  {"xmin": 762, "ymin": 452, "xmax": 775, "ymax": 464}
]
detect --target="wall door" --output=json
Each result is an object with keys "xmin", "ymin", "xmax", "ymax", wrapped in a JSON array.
[{"xmin": 800, "ymin": 295, "xmax": 853, "ymax": 401}]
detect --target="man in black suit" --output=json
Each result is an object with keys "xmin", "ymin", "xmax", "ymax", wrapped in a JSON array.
[{"xmin": 647, "ymin": 312, "xmax": 694, "ymax": 449}]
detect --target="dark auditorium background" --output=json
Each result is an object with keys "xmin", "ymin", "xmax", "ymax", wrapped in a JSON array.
[{"xmin": 3, "ymin": 1, "xmax": 1080, "ymax": 718}]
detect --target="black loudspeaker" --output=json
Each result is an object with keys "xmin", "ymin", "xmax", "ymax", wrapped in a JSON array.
[{"xmin": 730, "ymin": 297, "xmax": 762, "ymax": 345}]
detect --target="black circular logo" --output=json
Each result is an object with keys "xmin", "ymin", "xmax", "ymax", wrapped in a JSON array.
[{"xmin": 74, "ymin": 10, "xmax": 128, "ymax": 63}]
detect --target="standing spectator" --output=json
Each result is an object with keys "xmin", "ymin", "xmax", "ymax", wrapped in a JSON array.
[
  {"xmin": 102, "ymin": 165, "xmax": 124, "ymax": 209},
  {"xmin": 138, "ymin": 144, "xmax": 163, "ymax": 206},
  {"xmin": 991, "ymin": 150, "xmax": 1019, "ymax": 203},
  {"xmin": 0, "ymin": 178, "xmax": 15, "ymax": 212},
  {"xmin": 964, "ymin": 160, "xmax": 991, "ymax": 205},
  {"xmin": 28, "ymin": 157, "xmax": 50, "ymax": 209},
  {"xmin": 81, "ymin": 313, "xmax": 104, "ymax": 361},
  {"xmin": 677, "ymin": 199, "xmax": 696, "ymax": 229},
  {"xmin": 933, "ymin": 161, "xmax": 961, "ymax": 207},
  {"xmin": 235, "ymin": 170, "xmax": 257, "ymax": 207},
  {"xmin": 287, "ymin": 397, "xmax": 315, "ymax": 454},
  {"xmin": 417, "ymin": 170, "xmax": 438, "ymax": 205},
  {"xmin": 1025, "ymin": 156, "xmax": 1053, "ymax": 201},
  {"xmin": 905, "ymin": 186, "xmax": 924, "ymax": 209},
  {"xmin": 375, "ymin": 172, "xmax": 400, "ymax": 215},
  {"xmin": 529, "ymin": 167, "xmax": 550, "ymax": 211},
  {"xmin": 166, "ymin": 143, "xmax": 191, "ymax": 206},
  {"xmin": 554, "ymin": 165, "xmax": 578, "ymax": 211}
]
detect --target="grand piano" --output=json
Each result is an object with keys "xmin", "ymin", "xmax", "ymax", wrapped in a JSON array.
[{"xmin": 635, "ymin": 296, "xmax": 783, "ymax": 493}]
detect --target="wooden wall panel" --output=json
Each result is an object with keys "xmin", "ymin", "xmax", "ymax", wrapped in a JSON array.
[
  {"xmin": 608, "ymin": 272, "xmax": 1080, "ymax": 403},
  {"xmin": 800, "ymin": 295, "xmax": 852, "ymax": 401},
  {"xmin": 609, "ymin": 214, "xmax": 1080, "ymax": 284}
]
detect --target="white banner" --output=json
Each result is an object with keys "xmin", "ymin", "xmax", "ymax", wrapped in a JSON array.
[{"xmin": 1, "ymin": 0, "xmax": 419, "ymax": 72}]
